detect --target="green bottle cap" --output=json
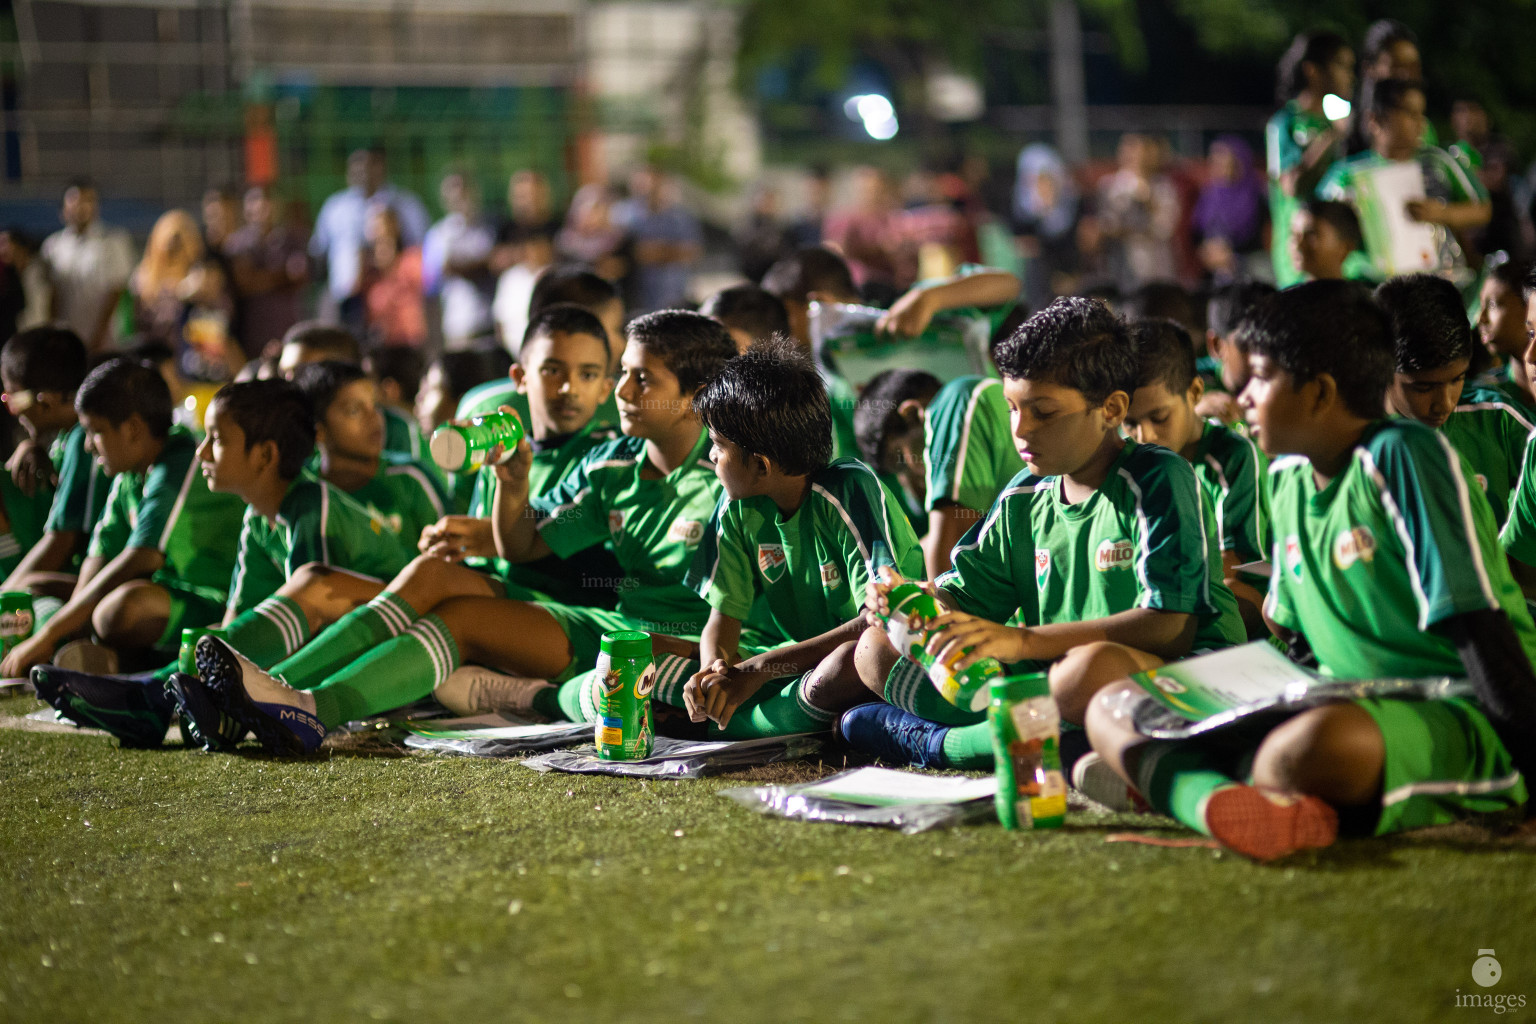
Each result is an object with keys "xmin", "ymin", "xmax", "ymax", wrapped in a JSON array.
[
  {"xmin": 990, "ymin": 671, "xmax": 1050, "ymax": 704},
  {"xmin": 599, "ymin": 630, "xmax": 652, "ymax": 659}
]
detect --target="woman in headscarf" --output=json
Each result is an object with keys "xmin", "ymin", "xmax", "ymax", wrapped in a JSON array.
[
  {"xmin": 1193, "ymin": 135, "xmax": 1269, "ymax": 282},
  {"xmin": 131, "ymin": 209, "xmax": 239, "ymax": 378},
  {"xmin": 1012, "ymin": 144, "xmax": 1081, "ymax": 309}
]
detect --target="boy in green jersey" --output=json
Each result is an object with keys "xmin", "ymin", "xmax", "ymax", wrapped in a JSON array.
[
  {"xmin": 669, "ymin": 339, "xmax": 924, "ymax": 737},
  {"xmin": 290, "ymin": 361, "xmax": 447, "ymax": 547},
  {"xmin": 1473, "ymin": 258, "xmax": 1535, "ymax": 411},
  {"xmin": 276, "ymin": 321, "xmax": 427, "ymax": 465},
  {"xmin": 1086, "ymin": 280, "xmax": 1536, "ymax": 860},
  {"xmin": 1195, "ymin": 282, "xmax": 1277, "ymax": 427},
  {"xmin": 1125, "ymin": 318, "xmax": 1270, "ymax": 634},
  {"xmin": 186, "ymin": 311, "xmax": 736, "ymax": 753},
  {"xmin": 0, "ymin": 327, "xmax": 98, "ymax": 596},
  {"xmin": 1375, "ymin": 274, "xmax": 1530, "ymax": 528},
  {"xmin": 1318, "ymin": 80, "xmax": 1490, "ymax": 285},
  {"xmin": 1497, "ymin": 268, "xmax": 1536, "ymax": 570},
  {"xmin": 1288, "ymin": 200, "xmax": 1366, "ymax": 284},
  {"xmin": 33, "ymin": 378, "xmax": 412, "ymax": 748},
  {"xmin": 839, "ymin": 298, "xmax": 1244, "ymax": 770},
  {"xmin": 2, "ymin": 358, "xmax": 246, "ymax": 676}
]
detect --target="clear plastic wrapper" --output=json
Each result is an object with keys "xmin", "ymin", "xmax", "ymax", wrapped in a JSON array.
[
  {"xmin": 718, "ymin": 767, "xmax": 998, "ymax": 834},
  {"xmin": 519, "ymin": 733, "xmax": 823, "ymax": 779},
  {"xmin": 1131, "ymin": 675, "xmax": 1469, "ymax": 739},
  {"xmin": 403, "ymin": 716, "xmax": 594, "ymax": 757}
]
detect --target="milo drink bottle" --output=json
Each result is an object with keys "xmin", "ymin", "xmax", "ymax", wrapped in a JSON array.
[
  {"xmin": 988, "ymin": 673, "xmax": 1066, "ymax": 830},
  {"xmin": 178, "ymin": 627, "xmax": 220, "ymax": 676},
  {"xmin": 877, "ymin": 573, "xmax": 1003, "ymax": 711},
  {"xmin": 429, "ymin": 411, "xmax": 524, "ymax": 474},
  {"xmin": 0, "ymin": 591, "xmax": 34, "ymax": 659},
  {"xmin": 594, "ymin": 630, "xmax": 655, "ymax": 761}
]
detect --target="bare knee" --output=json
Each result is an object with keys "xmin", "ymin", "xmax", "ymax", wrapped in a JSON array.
[
  {"xmin": 1251, "ymin": 704, "xmax": 1384, "ymax": 806},
  {"xmin": 91, "ymin": 581, "xmax": 168, "ymax": 648},
  {"xmin": 1050, "ymin": 642, "xmax": 1160, "ymax": 725},
  {"xmin": 801, "ymin": 640, "xmax": 866, "ymax": 711},
  {"xmin": 280, "ymin": 562, "xmax": 381, "ymax": 632},
  {"xmin": 394, "ymin": 554, "xmax": 495, "ymax": 609},
  {"xmin": 1083, "ymin": 679, "xmax": 1147, "ymax": 785},
  {"xmin": 853, "ymin": 626, "xmax": 899, "ymax": 698}
]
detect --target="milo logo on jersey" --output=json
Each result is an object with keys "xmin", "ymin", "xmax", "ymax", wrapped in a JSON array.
[
  {"xmin": 667, "ymin": 520, "xmax": 705, "ymax": 546},
  {"xmin": 1095, "ymin": 539, "xmax": 1134, "ymax": 572},
  {"xmin": 1332, "ymin": 525, "xmax": 1377, "ymax": 570},
  {"xmin": 1285, "ymin": 535, "xmax": 1303, "ymax": 579},
  {"xmin": 608, "ymin": 509, "xmax": 626, "ymax": 536},
  {"xmin": 820, "ymin": 563, "xmax": 842, "ymax": 588},
  {"xmin": 1035, "ymin": 549, "xmax": 1051, "ymax": 587},
  {"xmin": 757, "ymin": 543, "xmax": 786, "ymax": 583}
]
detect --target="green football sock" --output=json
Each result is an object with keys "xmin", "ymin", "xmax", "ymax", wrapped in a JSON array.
[
  {"xmin": 223, "ymin": 597, "xmax": 312, "ymax": 670},
  {"xmin": 1133, "ymin": 741, "xmax": 1238, "ymax": 836},
  {"xmin": 712, "ymin": 672, "xmax": 836, "ymax": 740},
  {"xmin": 272, "ymin": 591, "xmax": 416, "ymax": 691},
  {"xmin": 939, "ymin": 722, "xmax": 995, "ymax": 769},
  {"xmin": 308, "ymin": 614, "xmax": 459, "ymax": 728}
]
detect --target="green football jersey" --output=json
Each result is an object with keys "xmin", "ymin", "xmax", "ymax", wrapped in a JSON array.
[
  {"xmin": 686, "ymin": 459, "xmax": 926, "ymax": 652},
  {"xmin": 936, "ymin": 439, "xmax": 1244, "ymax": 651},
  {"xmin": 532, "ymin": 428, "xmax": 721, "ymax": 638},
  {"xmin": 1266, "ymin": 101, "xmax": 1336, "ymax": 288},
  {"xmin": 88, "ymin": 425, "xmax": 247, "ymax": 597},
  {"xmin": 44, "ymin": 423, "xmax": 111, "ymax": 545},
  {"xmin": 346, "ymin": 451, "xmax": 448, "ymax": 549},
  {"xmin": 1267, "ymin": 420, "xmax": 1536, "ymax": 677},
  {"xmin": 1438, "ymin": 386, "xmax": 1532, "ymax": 527},
  {"xmin": 875, "ymin": 469, "xmax": 926, "ymax": 535},
  {"xmin": 1472, "ymin": 364, "xmax": 1534, "ymax": 414},
  {"xmin": 227, "ymin": 470, "xmax": 416, "ymax": 617},
  {"xmin": 824, "ymin": 369, "xmax": 861, "ymax": 463},
  {"xmin": 1192, "ymin": 418, "xmax": 1270, "ymax": 563},
  {"xmin": 382, "ymin": 405, "xmax": 425, "ymax": 462},
  {"xmin": 924, "ymin": 376, "xmax": 1025, "ymax": 515},
  {"xmin": 1498, "ymin": 428, "xmax": 1536, "ymax": 567},
  {"xmin": 1317, "ymin": 147, "xmax": 1488, "ymax": 281},
  {"xmin": 0, "ymin": 469, "xmax": 55, "ymax": 579}
]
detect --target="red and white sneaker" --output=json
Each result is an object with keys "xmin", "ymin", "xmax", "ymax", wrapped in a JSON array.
[{"xmin": 1203, "ymin": 785, "xmax": 1338, "ymax": 862}]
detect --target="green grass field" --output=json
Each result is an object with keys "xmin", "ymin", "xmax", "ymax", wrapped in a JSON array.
[{"xmin": 3, "ymin": 691, "xmax": 1534, "ymax": 1024}]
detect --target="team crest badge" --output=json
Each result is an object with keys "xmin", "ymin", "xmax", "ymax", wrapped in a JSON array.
[
  {"xmin": 757, "ymin": 543, "xmax": 787, "ymax": 582},
  {"xmin": 1332, "ymin": 525, "xmax": 1376, "ymax": 570},
  {"xmin": 1035, "ymin": 549, "xmax": 1051, "ymax": 587},
  {"xmin": 1285, "ymin": 535, "xmax": 1303, "ymax": 579}
]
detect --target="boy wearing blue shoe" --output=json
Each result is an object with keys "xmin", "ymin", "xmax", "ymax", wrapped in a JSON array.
[
  {"xmin": 840, "ymin": 298, "xmax": 1244, "ymax": 769},
  {"xmin": 1085, "ymin": 281, "xmax": 1536, "ymax": 860}
]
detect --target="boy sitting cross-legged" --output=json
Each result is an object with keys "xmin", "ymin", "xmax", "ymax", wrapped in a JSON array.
[
  {"xmin": 838, "ymin": 297, "xmax": 1245, "ymax": 770},
  {"xmin": 674, "ymin": 337, "xmax": 924, "ymax": 736},
  {"xmin": 31, "ymin": 378, "xmax": 417, "ymax": 749},
  {"xmin": 182, "ymin": 311, "xmax": 736, "ymax": 752},
  {"xmin": 1124, "ymin": 318, "xmax": 1270, "ymax": 634},
  {"xmin": 1086, "ymin": 280, "xmax": 1536, "ymax": 860}
]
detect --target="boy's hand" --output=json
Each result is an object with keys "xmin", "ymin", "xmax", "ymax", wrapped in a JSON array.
[
  {"xmin": 7, "ymin": 438, "xmax": 54, "ymax": 497},
  {"xmin": 483, "ymin": 404, "xmax": 533, "ymax": 486},
  {"xmin": 682, "ymin": 659, "xmax": 767, "ymax": 730},
  {"xmin": 924, "ymin": 609, "xmax": 1028, "ymax": 671},
  {"xmin": 2, "ymin": 633, "xmax": 53, "ymax": 679},
  {"xmin": 418, "ymin": 515, "xmax": 496, "ymax": 561},
  {"xmin": 1194, "ymin": 391, "xmax": 1242, "ymax": 426},
  {"xmin": 1405, "ymin": 198, "xmax": 1449, "ymax": 225},
  {"xmin": 863, "ymin": 569, "xmax": 903, "ymax": 628},
  {"xmin": 876, "ymin": 288, "xmax": 937, "ymax": 338}
]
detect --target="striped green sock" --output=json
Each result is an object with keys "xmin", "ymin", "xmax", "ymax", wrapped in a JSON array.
[
  {"xmin": 308, "ymin": 614, "xmax": 460, "ymax": 728},
  {"xmin": 273, "ymin": 591, "xmax": 416, "ymax": 691},
  {"xmin": 223, "ymin": 597, "xmax": 312, "ymax": 670}
]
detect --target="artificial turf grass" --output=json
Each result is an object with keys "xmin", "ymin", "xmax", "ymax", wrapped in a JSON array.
[{"xmin": 3, "ymin": 693, "xmax": 1535, "ymax": 1024}]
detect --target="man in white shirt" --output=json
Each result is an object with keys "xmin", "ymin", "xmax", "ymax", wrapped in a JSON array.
[
  {"xmin": 39, "ymin": 180, "xmax": 135, "ymax": 353},
  {"xmin": 422, "ymin": 171, "xmax": 495, "ymax": 350}
]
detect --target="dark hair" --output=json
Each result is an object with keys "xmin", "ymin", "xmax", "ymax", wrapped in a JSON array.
[
  {"xmin": 1130, "ymin": 318, "xmax": 1198, "ymax": 394},
  {"xmin": 521, "ymin": 302, "xmax": 612, "ymax": 364},
  {"xmin": 693, "ymin": 337, "xmax": 832, "ymax": 476},
  {"xmin": 75, "ymin": 357, "xmax": 174, "ymax": 437},
  {"xmin": 209, "ymin": 379, "xmax": 316, "ymax": 480},
  {"xmin": 1236, "ymin": 280, "xmax": 1392, "ymax": 419},
  {"xmin": 853, "ymin": 368, "xmax": 942, "ymax": 467},
  {"xmin": 280, "ymin": 321, "xmax": 362, "ymax": 364},
  {"xmin": 1374, "ymin": 274, "xmax": 1473, "ymax": 373},
  {"xmin": 431, "ymin": 352, "xmax": 500, "ymax": 406},
  {"xmin": 2, "ymin": 226, "xmax": 38, "ymax": 255},
  {"xmin": 365, "ymin": 346, "xmax": 424, "ymax": 402},
  {"xmin": 291, "ymin": 360, "xmax": 368, "ymax": 419},
  {"xmin": 528, "ymin": 265, "xmax": 622, "ymax": 320},
  {"xmin": 1207, "ymin": 281, "xmax": 1278, "ymax": 338},
  {"xmin": 699, "ymin": 284, "xmax": 792, "ymax": 346},
  {"xmin": 994, "ymin": 297, "xmax": 1135, "ymax": 405},
  {"xmin": 126, "ymin": 339, "xmax": 175, "ymax": 367},
  {"xmin": 1368, "ymin": 78, "xmax": 1424, "ymax": 120},
  {"xmin": 1124, "ymin": 282, "xmax": 1199, "ymax": 332},
  {"xmin": 625, "ymin": 310, "xmax": 737, "ymax": 395},
  {"xmin": 1276, "ymin": 30, "xmax": 1351, "ymax": 103},
  {"xmin": 1363, "ymin": 19, "xmax": 1417, "ymax": 63},
  {"xmin": 1302, "ymin": 199, "xmax": 1364, "ymax": 251},
  {"xmin": 1488, "ymin": 257, "xmax": 1532, "ymax": 293},
  {"xmin": 761, "ymin": 247, "xmax": 858, "ymax": 305},
  {"xmin": 990, "ymin": 303, "xmax": 1031, "ymax": 350},
  {"xmin": 2, "ymin": 326, "xmax": 88, "ymax": 393}
]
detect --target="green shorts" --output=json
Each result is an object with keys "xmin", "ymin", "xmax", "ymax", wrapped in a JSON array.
[
  {"xmin": 1357, "ymin": 696, "xmax": 1527, "ymax": 835},
  {"xmin": 152, "ymin": 575, "xmax": 229, "ymax": 650}
]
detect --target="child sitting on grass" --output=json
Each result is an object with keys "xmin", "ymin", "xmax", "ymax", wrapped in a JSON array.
[
  {"xmin": 1375, "ymin": 274, "xmax": 1530, "ymax": 528},
  {"xmin": 1085, "ymin": 280, "xmax": 1536, "ymax": 861},
  {"xmin": 1124, "ymin": 318, "xmax": 1270, "ymax": 634},
  {"xmin": 2, "ymin": 358, "xmax": 246, "ymax": 678},
  {"xmin": 838, "ymin": 297, "xmax": 1244, "ymax": 770}
]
